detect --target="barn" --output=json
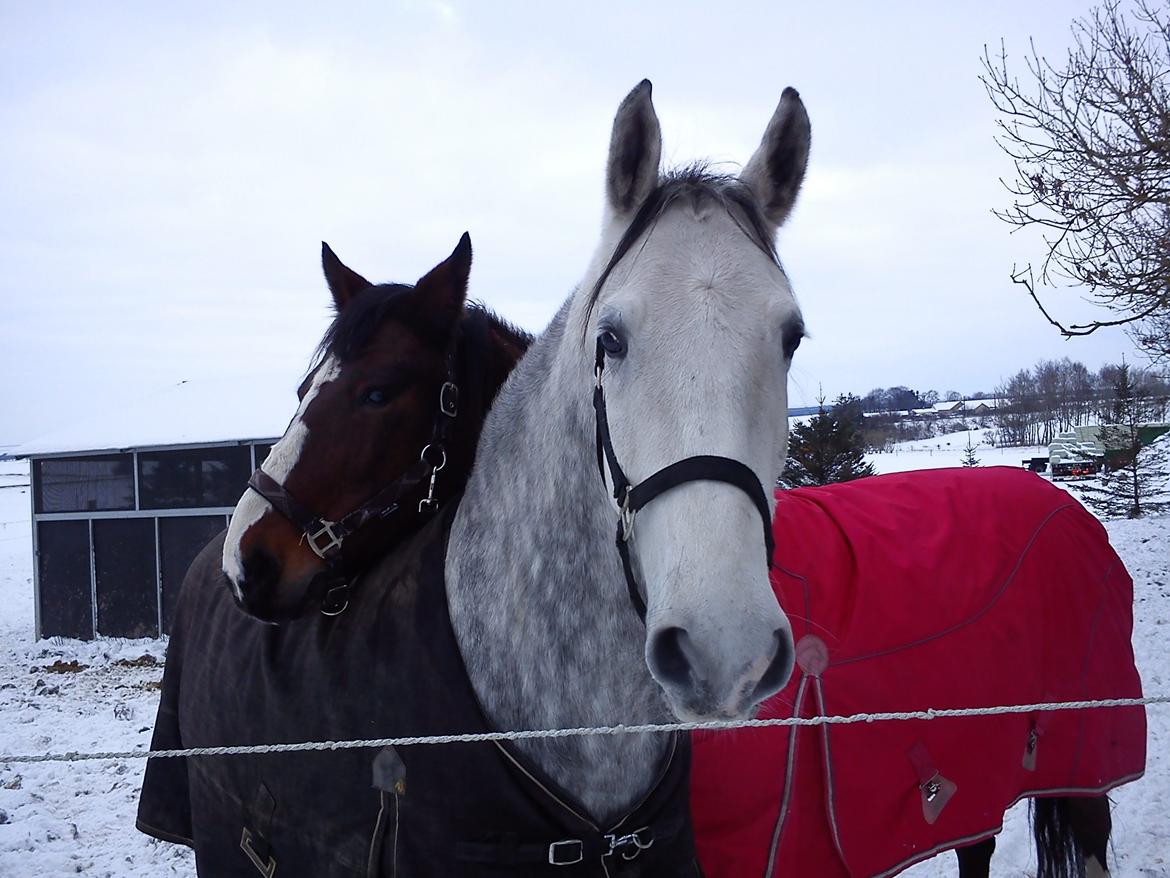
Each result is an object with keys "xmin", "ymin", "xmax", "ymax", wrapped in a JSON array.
[{"xmin": 15, "ymin": 377, "xmax": 290, "ymax": 641}]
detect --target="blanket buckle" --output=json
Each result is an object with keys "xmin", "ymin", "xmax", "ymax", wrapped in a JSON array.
[
  {"xmin": 606, "ymin": 826, "xmax": 654, "ymax": 861},
  {"xmin": 548, "ymin": 839, "xmax": 584, "ymax": 865},
  {"xmin": 240, "ymin": 827, "xmax": 276, "ymax": 878}
]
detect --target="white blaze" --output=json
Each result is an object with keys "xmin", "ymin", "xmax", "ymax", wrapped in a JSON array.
[{"xmin": 222, "ymin": 358, "xmax": 342, "ymax": 592}]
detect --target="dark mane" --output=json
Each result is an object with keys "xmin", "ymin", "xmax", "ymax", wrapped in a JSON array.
[
  {"xmin": 315, "ymin": 283, "xmax": 418, "ymax": 364},
  {"xmin": 453, "ymin": 302, "xmax": 533, "ymax": 424},
  {"xmin": 586, "ymin": 163, "xmax": 780, "ymax": 326}
]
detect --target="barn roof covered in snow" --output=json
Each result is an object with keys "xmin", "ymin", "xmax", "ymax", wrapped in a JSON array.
[{"xmin": 13, "ymin": 373, "xmax": 298, "ymax": 457}]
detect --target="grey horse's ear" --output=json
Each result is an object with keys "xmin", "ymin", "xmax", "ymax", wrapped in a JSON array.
[
  {"xmin": 606, "ymin": 80, "xmax": 662, "ymax": 215},
  {"xmin": 740, "ymin": 88, "xmax": 811, "ymax": 230},
  {"xmin": 322, "ymin": 243, "xmax": 374, "ymax": 312}
]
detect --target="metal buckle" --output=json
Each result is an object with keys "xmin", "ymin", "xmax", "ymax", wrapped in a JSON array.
[
  {"xmin": 548, "ymin": 839, "xmax": 584, "ymax": 866},
  {"xmin": 619, "ymin": 490, "xmax": 636, "ymax": 542},
  {"xmin": 605, "ymin": 826, "xmax": 654, "ymax": 861},
  {"xmin": 305, "ymin": 520, "xmax": 343, "ymax": 559},
  {"xmin": 922, "ymin": 773, "xmax": 942, "ymax": 803},
  {"xmin": 239, "ymin": 828, "xmax": 276, "ymax": 878},
  {"xmin": 439, "ymin": 381, "xmax": 459, "ymax": 417}
]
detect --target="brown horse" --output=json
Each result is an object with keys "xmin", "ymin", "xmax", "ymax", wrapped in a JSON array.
[
  {"xmin": 221, "ymin": 234, "xmax": 530, "ymax": 622},
  {"xmin": 137, "ymin": 237, "xmax": 532, "ymax": 868}
]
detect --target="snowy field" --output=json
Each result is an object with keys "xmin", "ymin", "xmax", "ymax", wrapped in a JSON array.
[
  {"xmin": 0, "ymin": 452, "xmax": 1167, "ymax": 876},
  {"xmin": 870, "ymin": 427, "xmax": 1048, "ymax": 476}
]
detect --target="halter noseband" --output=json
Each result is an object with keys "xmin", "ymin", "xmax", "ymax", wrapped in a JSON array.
[
  {"xmin": 592, "ymin": 339, "xmax": 776, "ymax": 622},
  {"xmin": 245, "ymin": 332, "xmax": 461, "ymax": 616}
]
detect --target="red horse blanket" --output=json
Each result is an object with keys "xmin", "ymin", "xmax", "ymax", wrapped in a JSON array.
[{"xmin": 690, "ymin": 467, "xmax": 1146, "ymax": 878}]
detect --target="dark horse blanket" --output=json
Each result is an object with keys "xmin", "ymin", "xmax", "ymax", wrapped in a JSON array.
[
  {"xmin": 690, "ymin": 467, "xmax": 1146, "ymax": 878},
  {"xmin": 137, "ymin": 509, "xmax": 699, "ymax": 877}
]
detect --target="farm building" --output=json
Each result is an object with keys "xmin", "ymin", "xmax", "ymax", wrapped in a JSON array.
[{"xmin": 14, "ymin": 376, "xmax": 291, "ymax": 641}]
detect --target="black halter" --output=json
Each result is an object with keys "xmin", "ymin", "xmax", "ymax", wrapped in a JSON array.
[
  {"xmin": 592, "ymin": 339, "xmax": 776, "ymax": 622},
  {"xmin": 245, "ymin": 333, "xmax": 461, "ymax": 616}
]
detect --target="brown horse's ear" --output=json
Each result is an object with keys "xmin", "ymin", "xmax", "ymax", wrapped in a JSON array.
[
  {"xmin": 413, "ymin": 232, "xmax": 471, "ymax": 330},
  {"xmin": 321, "ymin": 242, "xmax": 374, "ymax": 311}
]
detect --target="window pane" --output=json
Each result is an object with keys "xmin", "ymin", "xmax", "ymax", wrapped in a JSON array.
[
  {"xmin": 37, "ymin": 520, "xmax": 94, "ymax": 640},
  {"xmin": 138, "ymin": 446, "xmax": 251, "ymax": 509},
  {"xmin": 159, "ymin": 515, "xmax": 225, "ymax": 634},
  {"xmin": 94, "ymin": 518, "xmax": 158, "ymax": 638},
  {"xmin": 254, "ymin": 443, "xmax": 274, "ymax": 467},
  {"xmin": 36, "ymin": 456, "xmax": 134, "ymax": 513}
]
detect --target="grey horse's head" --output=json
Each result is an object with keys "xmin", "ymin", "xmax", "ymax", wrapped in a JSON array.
[{"xmin": 580, "ymin": 81, "xmax": 810, "ymax": 720}]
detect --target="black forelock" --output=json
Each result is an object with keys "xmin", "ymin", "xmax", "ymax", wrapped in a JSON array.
[
  {"xmin": 314, "ymin": 282, "xmax": 426, "ymax": 366},
  {"xmin": 310, "ymin": 279, "xmax": 533, "ymax": 395},
  {"xmin": 585, "ymin": 162, "xmax": 780, "ymax": 329}
]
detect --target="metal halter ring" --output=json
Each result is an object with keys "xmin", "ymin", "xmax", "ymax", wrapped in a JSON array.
[
  {"xmin": 320, "ymin": 583, "xmax": 350, "ymax": 617},
  {"xmin": 420, "ymin": 443, "xmax": 447, "ymax": 472}
]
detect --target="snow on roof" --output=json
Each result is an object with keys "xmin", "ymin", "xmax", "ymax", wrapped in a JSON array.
[
  {"xmin": 14, "ymin": 373, "xmax": 299, "ymax": 457},
  {"xmin": 960, "ymin": 398, "xmax": 1001, "ymax": 411},
  {"xmin": 932, "ymin": 400, "xmax": 963, "ymax": 411}
]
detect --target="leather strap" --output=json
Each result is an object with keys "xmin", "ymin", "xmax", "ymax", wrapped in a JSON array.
[{"xmin": 592, "ymin": 339, "xmax": 775, "ymax": 623}]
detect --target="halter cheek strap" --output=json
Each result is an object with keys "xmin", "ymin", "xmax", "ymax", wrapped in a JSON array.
[{"xmin": 592, "ymin": 340, "xmax": 776, "ymax": 622}]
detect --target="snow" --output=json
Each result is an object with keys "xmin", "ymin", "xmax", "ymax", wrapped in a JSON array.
[
  {"xmin": 869, "ymin": 428, "xmax": 1047, "ymax": 475},
  {"xmin": 1, "ymin": 454, "xmax": 1167, "ymax": 876},
  {"xmin": 12, "ymin": 374, "xmax": 296, "ymax": 457},
  {"xmin": 0, "ymin": 460, "xmax": 192, "ymax": 876}
]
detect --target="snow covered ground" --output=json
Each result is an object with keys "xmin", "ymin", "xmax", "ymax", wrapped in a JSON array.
[
  {"xmin": 869, "ymin": 427, "xmax": 1047, "ymax": 476},
  {"xmin": 0, "ymin": 453, "xmax": 1167, "ymax": 876},
  {"xmin": 0, "ymin": 460, "xmax": 192, "ymax": 876}
]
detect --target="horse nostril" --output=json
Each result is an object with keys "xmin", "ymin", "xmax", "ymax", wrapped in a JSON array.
[
  {"xmin": 751, "ymin": 629, "xmax": 794, "ymax": 704},
  {"xmin": 648, "ymin": 626, "xmax": 699, "ymax": 688}
]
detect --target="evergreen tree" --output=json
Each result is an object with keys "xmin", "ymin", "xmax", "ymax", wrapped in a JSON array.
[
  {"xmin": 961, "ymin": 435, "xmax": 981, "ymax": 467},
  {"xmin": 782, "ymin": 394, "xmax": 876, "ymax": 487},
  {"xmin": 1079, "ymin": 363, "xmax": 1170, "ymax": 519}
]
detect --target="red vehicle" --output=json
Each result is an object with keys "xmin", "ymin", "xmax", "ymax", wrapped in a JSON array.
[{"xmin": 1051, "ymin": 458, "xmax": 1100, "ymax": 479}]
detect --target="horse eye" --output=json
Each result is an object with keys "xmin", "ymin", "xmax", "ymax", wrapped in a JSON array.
[
  {"xmin": 783, "ymin": 329, "xmax": 803, "ymax": 360},
  {"xmin": 599, "ymin": 328, "xmax": 627, "ymax": 358},
  {"xmin": 360, "ymin": 388, "xmax": 389, "ymax": 406}
]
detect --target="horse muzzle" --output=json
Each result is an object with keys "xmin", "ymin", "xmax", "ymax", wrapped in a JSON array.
[{"xmin": 646, "ymin": 617, "xmax": 794, "ymax": 720}]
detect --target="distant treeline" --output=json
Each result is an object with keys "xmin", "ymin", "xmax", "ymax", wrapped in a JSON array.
[
  {"xmin": 993, "ymin": 359, "xmax": 1169, "ymax": 447},
  {"xmin": 856, "ymin": 386, "xmax": 989, "ymax": 413},
  {"xmin": 843, "ymin": 358, "xmax": 1170, "ymax": 450}
]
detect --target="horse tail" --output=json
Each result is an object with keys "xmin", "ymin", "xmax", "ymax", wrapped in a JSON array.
[{"xmin": 1032, "ymin": 797, "xmax": 1083, "ymax": 878}]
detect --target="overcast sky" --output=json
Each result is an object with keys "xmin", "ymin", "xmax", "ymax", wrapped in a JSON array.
[{"xmin": 0, "ymin": 0, "xmax": 1149, "ymax": 445}]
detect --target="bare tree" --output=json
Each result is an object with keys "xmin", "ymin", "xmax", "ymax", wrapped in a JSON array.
[
  {"xmin": 982, "ymin": 0, "xmax": 1170, "ymax": 360},
  {"xmin": 1079, "ymin": 361, "xmax": 1170, "ymax": 517}
]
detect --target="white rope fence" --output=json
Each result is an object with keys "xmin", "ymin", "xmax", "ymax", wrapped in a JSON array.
[{"xmin": 1, "ymin": 695, "xmax": 1165, "ymax": 766}]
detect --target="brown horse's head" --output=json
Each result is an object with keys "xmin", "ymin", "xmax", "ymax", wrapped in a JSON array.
[{"xmin": 223, "ymin": 234, "xmax": 530, "ymax": 621}]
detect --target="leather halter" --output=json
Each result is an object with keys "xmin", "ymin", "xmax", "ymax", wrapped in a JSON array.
[
  {"xmin": 592, "ymin": 339, "xmax": 776, "ymax": 622},
  {"xmin": 244, "ymin": 332, "xmax": 461, "ymax": 616}
]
